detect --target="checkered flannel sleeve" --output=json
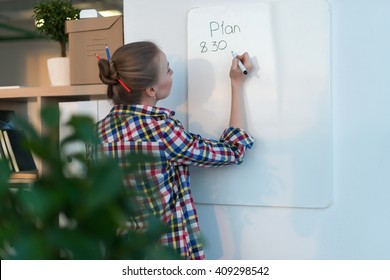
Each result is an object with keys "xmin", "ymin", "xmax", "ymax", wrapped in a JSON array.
[{"xmin": 162, "ymin": 118, "xmax": 254, "ymax": 167}]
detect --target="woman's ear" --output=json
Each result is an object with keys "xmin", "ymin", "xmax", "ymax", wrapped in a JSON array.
[{"xmin": 145, "ymin": 87, "xmax": 156, "ymax": 99}]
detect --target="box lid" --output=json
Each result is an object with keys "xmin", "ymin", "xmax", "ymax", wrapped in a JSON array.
[{"xmin": 66, "ymin": 15, "xmax": 122, "ymax": 34}]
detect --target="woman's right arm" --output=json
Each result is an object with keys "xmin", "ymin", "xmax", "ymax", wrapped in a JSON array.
[
  {"xmin": 162, "ymin": 119, "xmax": 254, "ymax": 167},
  {"xmin": 162, "ymin": 54, "xmax": 254, "ymax": 167},
  {"xmin": 228, "ymin": 52, "xmax": 253, "ymax": 130}
]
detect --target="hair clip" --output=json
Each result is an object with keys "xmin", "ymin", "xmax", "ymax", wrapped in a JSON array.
[{"xmin": 118, "ymin": 78, "xmax": 131, "ymax": 92}]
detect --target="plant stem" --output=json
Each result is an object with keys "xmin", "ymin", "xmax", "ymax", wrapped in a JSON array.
[{"xmin": 60, "ymin": 41, "xmax": 66, "ymax": 57}]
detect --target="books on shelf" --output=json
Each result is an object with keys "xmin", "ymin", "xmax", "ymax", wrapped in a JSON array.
[
  {"xmin": 0, "ymin": 110, "xmax": 15, "ymax": 171},
  {"xmin": 0, "ymin": 129, "xmax": 37, "ymax": 173},
  {"xmin": 0, "ymin": 130, "xmax": 14, "ymax": 171},
  {"xmin": 8, "ymin": 170, "xmax": 38, "ymax": 184},
  {"xmin": 0, "ymin": 124, "xmax": 37, "ymax": 183},
  {"xmin": 3, "ymin": 129, "xmax": 37, "ymax": 172}
]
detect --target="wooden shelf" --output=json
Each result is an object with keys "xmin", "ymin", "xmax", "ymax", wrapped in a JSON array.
[
  {"xmin": 0, "ymin": 84, "xmax": 107, "ymax": 100},
  {"xmin": 0, "ymin": 84, "xmax": 109, "ymax": 182}
]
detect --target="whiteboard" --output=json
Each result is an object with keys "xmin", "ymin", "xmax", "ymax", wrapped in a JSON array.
[
  {"xmin": 124, "ymin": 0, "xmax": 331, "ymax": 208},
  {"xmin": 188, "ymin": 1, "xmax": 331, "ymax": 208}
]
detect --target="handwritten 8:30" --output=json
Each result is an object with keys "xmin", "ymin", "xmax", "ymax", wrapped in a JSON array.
[{"xmin": 199, "ymin": 40, "xmax": 228, "ymax": 53}]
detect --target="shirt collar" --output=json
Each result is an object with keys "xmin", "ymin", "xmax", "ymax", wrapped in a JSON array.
[{"xmin": 109, "ymin": 104, "xmax": 175, "ymax": 120}]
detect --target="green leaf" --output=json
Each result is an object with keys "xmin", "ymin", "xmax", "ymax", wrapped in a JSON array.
[{"xmin": 0, "ymin": 104, "xmax": 181, "ymax": 260}]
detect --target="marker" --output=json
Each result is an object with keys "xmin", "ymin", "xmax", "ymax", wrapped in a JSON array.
[
  {"xmin": 105, "ymin": 44, "xmax": 111, "ymax": 60},
  {"xmin": 231, "ymin": 51, "xmax": 248, "ymax": 75},
  {"xmin": 95, "ymin": 53, "xmax": 101, "ymax": 60}
]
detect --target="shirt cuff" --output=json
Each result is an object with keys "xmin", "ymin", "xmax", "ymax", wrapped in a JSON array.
[{"xmin": 220, "ymin": 127, "xmax": 255, "ymax": 149}]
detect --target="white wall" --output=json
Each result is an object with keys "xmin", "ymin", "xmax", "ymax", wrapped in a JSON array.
[
  {"xmin": 0, "ymin": 40, "xmax": 58, "ymax": 87},
  {"xmin": 124, "ymin": 0, "xmax": 390, "ymax": 259}
]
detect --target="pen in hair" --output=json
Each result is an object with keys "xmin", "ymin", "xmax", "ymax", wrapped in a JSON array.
[{"xmin": 105, "ymin": 45, "xmax": 111, "ymax": 60}]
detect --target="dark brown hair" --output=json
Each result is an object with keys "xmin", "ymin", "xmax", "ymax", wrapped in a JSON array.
[{"xmin": 97, "ymin": 41, "xmax": 161, "ymax": 105}]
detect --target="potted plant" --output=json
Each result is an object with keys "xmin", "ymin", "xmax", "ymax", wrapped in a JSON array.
[
  {"xmin": 33, "ymin": 0, "xmax": 80, "ymax": 85},
  {"xmin": 0, "ymin": 105, "xmax": 179, "ymax": 260}
]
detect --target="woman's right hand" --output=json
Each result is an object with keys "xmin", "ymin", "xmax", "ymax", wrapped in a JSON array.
[
  {"xmin": 229, "ymin": 52, "xmax": 253, "ymax": 88},
  {"xmin": 228, "ymin": 52, "xmax": 253, "ymax": 130}
]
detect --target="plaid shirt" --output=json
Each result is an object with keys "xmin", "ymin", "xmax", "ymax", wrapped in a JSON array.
[{"xmin": 95, "ymin": 104, "xmax": 254, "ymax": 259}]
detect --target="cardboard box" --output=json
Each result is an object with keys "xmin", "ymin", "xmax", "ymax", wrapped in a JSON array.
[{"xmin": 66, "ymin": 16, "xmax": 124, "ymax": 85}]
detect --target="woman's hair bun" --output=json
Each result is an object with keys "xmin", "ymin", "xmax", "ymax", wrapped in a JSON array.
[{"xmin": 98, "ymin": 58, "xmax": 118, "ymax": 86}]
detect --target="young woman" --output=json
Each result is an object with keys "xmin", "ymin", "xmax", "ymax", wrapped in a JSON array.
[{"xmin": 95, "ymin": 41, "xmax": 254, "ymax": 259}]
